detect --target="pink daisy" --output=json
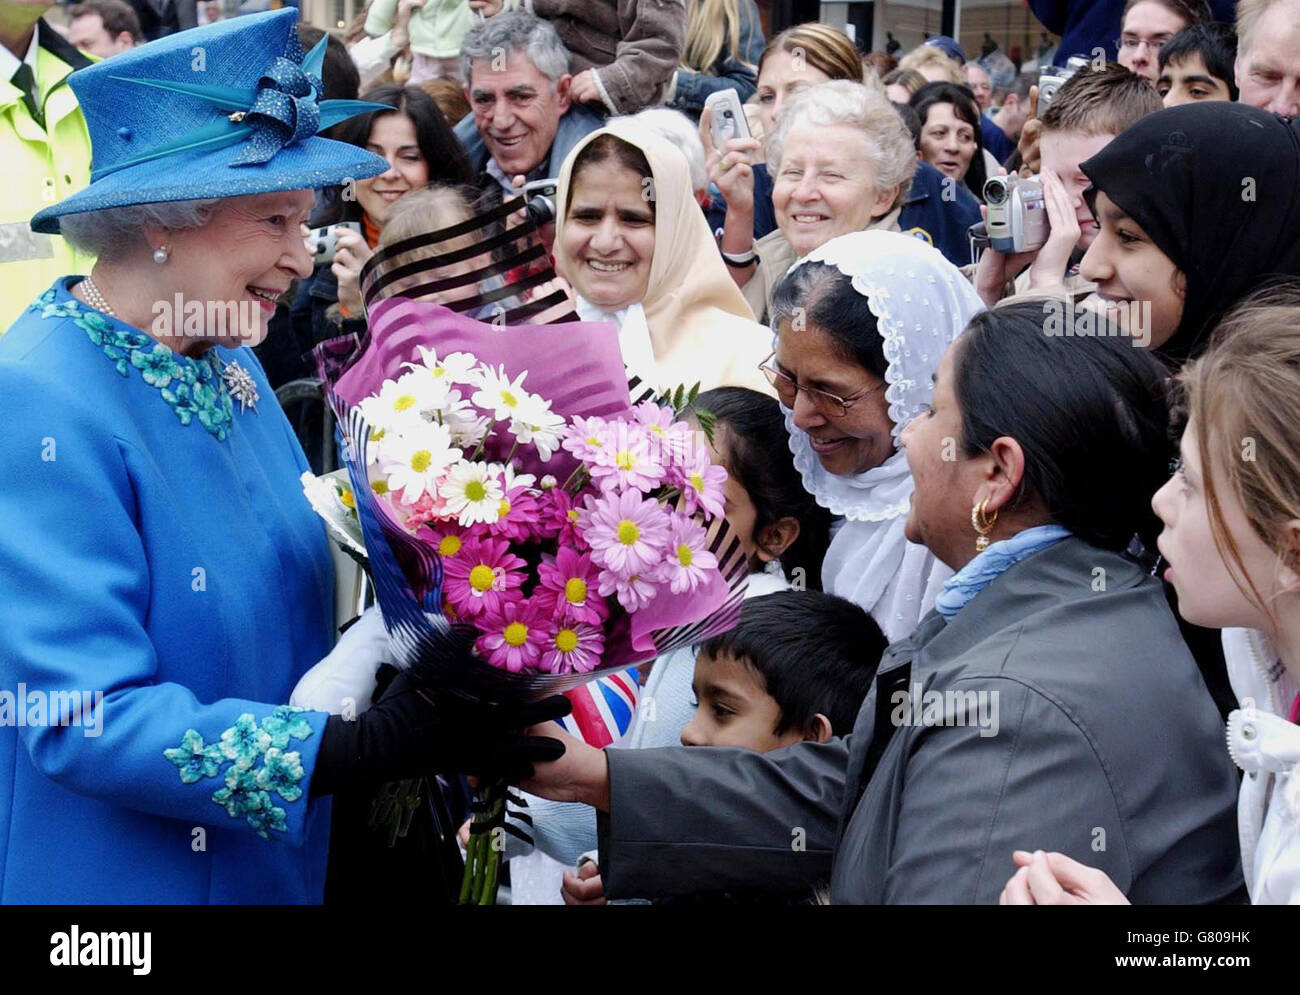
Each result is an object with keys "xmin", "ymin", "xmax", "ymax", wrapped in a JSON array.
[
  {"xmin": 561, "ymin": 415, "xmax": 610, "ymax": 463},
  {"xmin": 583, "ymin": 489, "xmax": 669, "ymax": 577},
  {"xmin": 476, "ymin": 599, "xmax": 549, "ymax": 673},
  {"xmin": 536, "ymin": 488, "xmax": 585, "ymax": 547},
  {"xmin": 441, "ymin": 536, "xmax": 527, "ymax": 619},
  {"xmin": 670, "ymin": 441, "xmax": 728, "ymax": 520},
  {"xmin": 597, "ymin": 567, "xmax": 659, "ymax": 613},
  {"xmin": 486, "ymin": 483, "xmax": 541, "ymax": 543},
  {"xmin": 589, "ymin": 422, "xmax": 666, "ymax": 493},
  {"xmin": 539, "ymin": 620, "xmax": 605, "ymax": 674},
  {"xmin": 536, "ymin": 547, "xmax": 608, "ymax": 626},
  {"xmin": 656, "ymin": 513, "xmax": 719, "ymax": 595},
  {"xmin": 424, "ymin": 521, "xmax": 483, "ymax": 563}
]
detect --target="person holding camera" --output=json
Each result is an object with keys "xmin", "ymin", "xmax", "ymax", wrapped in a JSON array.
[
  {"xmin": 303, "ymin": 84, "xmax": 471, "ymax": 342},
  {"xmin": 973, "ymin": 63, "xmax": 1161, "ymax": 308}
]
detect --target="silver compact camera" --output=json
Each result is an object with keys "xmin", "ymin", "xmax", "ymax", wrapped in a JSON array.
[
  {"xmin": 1037, "ymin": 55, "xmax": 1089, "ymax": 116},
  {"xmin": 306, "ymin": 221, "xmax": 363, "ymax": 266},
  {"xmin": 984, "ymin": 174, "xmax": 1048, "ymax": 252}
]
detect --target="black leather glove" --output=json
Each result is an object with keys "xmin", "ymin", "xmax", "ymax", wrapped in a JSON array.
[{"xmin": 311, "ymin": 668, "xmax": 571, "ymax": 796}]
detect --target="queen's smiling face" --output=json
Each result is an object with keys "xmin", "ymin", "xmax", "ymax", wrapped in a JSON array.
[{"xmin": 158, "ymin": 190, "xmax": 317, "ymax": 349}]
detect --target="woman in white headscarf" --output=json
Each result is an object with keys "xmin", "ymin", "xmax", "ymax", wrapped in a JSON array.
[
  {"xmin": 554, "ymin": 122, "xmax": 773, "ymax": 396},
  {"xmin": 762, "ymin": 229, "xmax": 985, "ymax": 640}
]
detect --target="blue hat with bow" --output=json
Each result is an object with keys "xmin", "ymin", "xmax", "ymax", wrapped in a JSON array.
[{"xmin": 32, "ymin": 8, "xmax": 390, "ymax": 234}]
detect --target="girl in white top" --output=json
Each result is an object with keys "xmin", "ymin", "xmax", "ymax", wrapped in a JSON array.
[
  {"xmin": 1000, "ymin": 287, "xmax": 1300, "ymax": 905},
  {"xmin": 765, "ymin": 229, "xmax": 986, "ymax": 641}
]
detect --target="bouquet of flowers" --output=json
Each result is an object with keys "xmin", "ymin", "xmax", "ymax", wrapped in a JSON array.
[{"xmin": 307, "ymin": 280, "xmax": 746, "ymax": 903}]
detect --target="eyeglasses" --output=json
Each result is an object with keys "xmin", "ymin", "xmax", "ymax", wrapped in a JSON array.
[
  {"xmin": 1116, "ymin": 34, "xmax": 1170, "ymax": 53},
  {"xmin": 759, "ymin": 353, "xmax": 885, "ymax": 417}
]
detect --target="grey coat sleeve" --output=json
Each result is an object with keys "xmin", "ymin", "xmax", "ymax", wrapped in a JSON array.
[
  {"xmin": 599, "ymin": 739, "xmax": 848, "ymax": 899},
  {"xmin": 882, "ymin": 676, "xmax": 1132, "ymax": 904}
]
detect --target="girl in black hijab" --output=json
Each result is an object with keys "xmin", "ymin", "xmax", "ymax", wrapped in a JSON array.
[{"xmin": 1079, "ymin": 101, "xmax": 1300, "ymax": 367}]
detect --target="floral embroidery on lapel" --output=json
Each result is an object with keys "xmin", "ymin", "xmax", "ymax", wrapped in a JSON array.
[
  {"xmin": 31, "ymin": 287, "xmax": 235, "ymax": 442},
  {"xmin": 163, "ymin": 706, "xmax": 315, "ymax": 840}
]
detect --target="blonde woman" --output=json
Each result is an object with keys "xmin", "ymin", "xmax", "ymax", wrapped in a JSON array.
[
  {"xmin": 897, "ymin": 42, "xmax": 964, "ymax": 84},
  {"xmin": 666, "ymin": 0, "xmax": 765, "ymax": 115},
  {"xmin": 1001, "ymin": 287, "xmax": 1300, "ymax": 905}
]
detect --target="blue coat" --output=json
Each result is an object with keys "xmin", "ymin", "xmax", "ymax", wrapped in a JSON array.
[{"xmin": 0, "ymin": 279, "xmax": 336, "ymax": 903}]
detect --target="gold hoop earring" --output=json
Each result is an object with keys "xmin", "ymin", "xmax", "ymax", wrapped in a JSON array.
[{"xmin": 971, "ymin": 498, "xmax": 999, "ymax": 553}]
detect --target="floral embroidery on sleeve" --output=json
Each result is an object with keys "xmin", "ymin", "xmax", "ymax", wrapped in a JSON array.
[{"xmin": 162, "ymin": 706, "xmax": 316, "ymax": 840}]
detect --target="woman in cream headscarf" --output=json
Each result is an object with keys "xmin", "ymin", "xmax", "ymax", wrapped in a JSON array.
[
  {"xmin": 766, "ymin": 229, "xmax": 985, "ymax": 640},
  {"xmin": 554, "ymin": 123, "xmax": 772, "ymax": 396}
]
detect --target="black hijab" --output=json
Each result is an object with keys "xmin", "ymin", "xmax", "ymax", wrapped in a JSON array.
[{"xmin": 1081, "ymin": 102, "xmax": 1300, "ymax": 366}]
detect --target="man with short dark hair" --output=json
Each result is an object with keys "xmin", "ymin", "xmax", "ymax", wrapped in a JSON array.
[
  {"xmin": 0, "ymin": 0, "xmax": 93, "ymax": 332},
  {"xmin": 68, "ymin": 0, "xmax": 143, "ymax": 59},
  {"xmin": 983, "ymin": 73, "xmax": 1034, "ymax": 164}
]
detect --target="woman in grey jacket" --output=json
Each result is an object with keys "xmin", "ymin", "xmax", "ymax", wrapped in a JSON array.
[{"xmin": 521, "ymin": 299, "xmax": 1244, "ymax": 904}]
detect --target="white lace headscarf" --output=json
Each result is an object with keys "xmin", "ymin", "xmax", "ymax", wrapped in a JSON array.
[{"xmin": 775, "ymin": 230, "xmax": 986, "ymax": 640}]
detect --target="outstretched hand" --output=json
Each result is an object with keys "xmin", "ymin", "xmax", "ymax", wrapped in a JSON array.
[{"xmin": 519, "ymin": 720, "xmax": 611, "ymax": 809}]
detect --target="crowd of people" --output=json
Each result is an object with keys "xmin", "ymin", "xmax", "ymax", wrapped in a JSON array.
[{"xmin": 0, "ymin": 0, "xmax": 1298, "ymax": 906}]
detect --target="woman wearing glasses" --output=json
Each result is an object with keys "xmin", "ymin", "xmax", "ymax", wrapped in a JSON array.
[
  {"xmin": 760, "ymin": 230, "xmax": 985, "ymax": 640},
  {"xmin": 1116, "ymin": 0, "xmax": 1211, "ymax": 84}
]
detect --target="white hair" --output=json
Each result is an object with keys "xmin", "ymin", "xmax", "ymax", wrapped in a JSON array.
[
  {"xmin": 610, "ymin": 108, "xmax": 708, "ymax": 194},
  {"xmin": 766, "ymin": 80, "xmax": 916, "ymax": 207},
  {"xmin": 59, "ymin": 199, "xmax": 223, "ymax": 261}
]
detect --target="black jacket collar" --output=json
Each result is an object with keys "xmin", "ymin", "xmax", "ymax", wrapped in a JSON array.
[{"xmin": 38, "ymin": 18, "xmax": 94, "ymax": 73}]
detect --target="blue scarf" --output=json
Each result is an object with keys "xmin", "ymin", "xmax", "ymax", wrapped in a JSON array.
[{"xmin": 934, "ymin": 524, "xmax": 1073, "ymax": 620}]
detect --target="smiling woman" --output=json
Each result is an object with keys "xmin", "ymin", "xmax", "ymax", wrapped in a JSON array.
[
  {"xmin": 739, "ymin": 81, "xmax": 916, "ymax": 324},
  {"xmin": 554, "ymin": 124, "xmax": 772, "ymax": 395},
  {"xmin": 0, "ymin": 9, "xmax": 566, "ymax": 905},
  {"xmin": 767, "ymin": 229, "xmax": 985, "ymax": 641},
  {"xmin": 311, "ymin": 84, "xmax": 474, "ymax": 328}
]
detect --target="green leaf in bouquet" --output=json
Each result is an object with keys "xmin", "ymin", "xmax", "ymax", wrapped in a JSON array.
[{"xmin": 695, "ymin": 407, "xmax": 717, "ymax": 449}]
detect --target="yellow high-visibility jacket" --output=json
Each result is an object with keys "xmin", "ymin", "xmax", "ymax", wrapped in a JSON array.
[{"xmin": 0, "ymin": 21, "xmax": 95, "ymax": 334}]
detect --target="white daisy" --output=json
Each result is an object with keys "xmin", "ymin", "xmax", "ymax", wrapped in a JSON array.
[
  {"xmin": 509, "ymin": 394, "xmax": 567, "ymax": 462},
  {"xmin": 359, "ymin": 375, "xmax": 434, "ymax": 434},
  {"xmin": 471, "ymin": 365, "xmax": 534, "ymax": 422},
  {"xmin": 441, "ymin": 459, "xmax": 505, "ymax": 526},
  {"xmin": 407, "ymin": 346, "xmax": 481, "ymax": 386},
  {"xmin": 379, "ymin": 422, "xmax": 461, "ymax": 503}
]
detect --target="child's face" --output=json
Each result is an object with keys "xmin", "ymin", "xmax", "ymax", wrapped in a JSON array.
[
  {"xmin": 1039, "ymin": 129, "xmax": 1114, "ymax": 251},
  {"xmin": 1158, "ymin": 54, "xmax": 1233, "ymax": 107},
  {"xmin": 1151, "ymin": 423, "xmax": 1292, "ymax": 632},
  {"xmin": 681, "ymin": 651, "xmax": 806, "ymax": 752}
]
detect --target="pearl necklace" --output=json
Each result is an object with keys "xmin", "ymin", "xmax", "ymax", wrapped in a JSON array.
[
  {"xmin": 80, "ymin": 277, "xmax": 116, "ymax": 317},
  {"xmin": 77, "ymin": 276, "xmax": 259, "ymax": 416}
]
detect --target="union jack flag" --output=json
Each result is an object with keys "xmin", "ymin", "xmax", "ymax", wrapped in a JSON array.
[{"xmin": 560, "ymin": 668, "xmax": 640, "ymax": 748}]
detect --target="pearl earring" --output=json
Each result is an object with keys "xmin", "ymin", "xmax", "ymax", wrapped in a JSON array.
[{"xmin": 153, "ymin": 246, "xmax": 169, "ymax": 264}]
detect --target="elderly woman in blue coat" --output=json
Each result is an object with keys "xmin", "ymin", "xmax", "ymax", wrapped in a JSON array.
[{"xmin": 0, "ymin": 9, "xmax": 562, "ymax": 904}]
